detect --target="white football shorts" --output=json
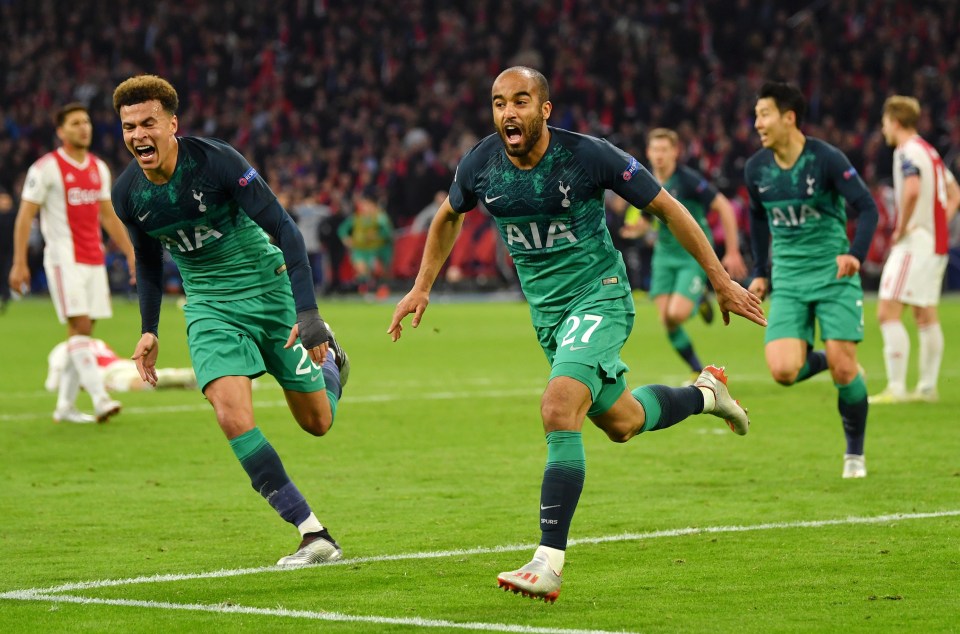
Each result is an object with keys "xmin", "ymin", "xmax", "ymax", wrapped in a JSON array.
[
  {"xmin": 878, "ymin": 230, "xmax": 947, "ymax": 306},
  {"xmin": 44, "ymin": 261, "xmax": 113, "ymax": 324}
]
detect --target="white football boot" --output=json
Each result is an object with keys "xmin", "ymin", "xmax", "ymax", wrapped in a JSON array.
[
  {"xmin": 695, "ymin": 365, "xmax": 749, "ymax": 435},
  {"xmin": 497, "ymin": 551, "xmax": 562, "ymax": 603},
  {"xmin": 276, "ymin": 529, "xmax": 343, "ymax": 566},
  {"xmin": 53, "ymin": 407, "xmax": 96, "ymax": 424},
  {"xmin": 842, "ymin": 454, "xmax": 867, "ymax": 479}
]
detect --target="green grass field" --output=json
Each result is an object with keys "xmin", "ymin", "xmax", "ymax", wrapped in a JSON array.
[{"xmin": 1, "ymin": 292, "xmax": 958, "ymax": 633}]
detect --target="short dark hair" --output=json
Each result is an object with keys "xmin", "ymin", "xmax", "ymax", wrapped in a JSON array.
[
  {"xmin": 55, "ymin": 103, "xmax": 88, "ymax": 127},
  {"xmin": 113, "ymin": 75, "xmax": 179, "ymax": 115},
  {"xmin": 498, "ymin": 66, "xmax": 550, "ymax": 103},
  {"xmin": 758, "ymin": 81, "xmax": 806, "ymax": 126}
]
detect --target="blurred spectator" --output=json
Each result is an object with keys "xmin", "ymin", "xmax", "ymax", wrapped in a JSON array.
[
  {"xmin": 318, "ymin": 196, "xmax": 348, "ymax": 295},
  {"xmin": 1, "ymin": 1, "xmax": 959, "ymax": 290},
  {"xmin": 287, "ymin": 191, "xmax": 330, "ymax": 290},
  {"xmin": 337, "ymin": 190, "xmax": 394, "ymax": 298}
]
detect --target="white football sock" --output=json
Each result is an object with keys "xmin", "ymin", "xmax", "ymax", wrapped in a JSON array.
[
  {"xmin": 880, "ymin": 321, "xmax": 909, "ymax": 395},
  {"xmin": 535, "ymin": 544, "xmax": 565, "ymax": 574},
  {"xmin": 297, "ymin": 512, "xmax": 325, "ymax": 537},
  {"xmin": 67, "ymin": 335, "xmax": 110, "ymax": 406},
  {"xmin": 697, "ymin": 385, "xmax": 716, "ymax": 413},
  {"xmin": 917, "ymin": 322, "xmax": 943, "ymax": 393},
  {"xmin": 56, "ymin": 362, "xmax": 80, "ymax": 412}
]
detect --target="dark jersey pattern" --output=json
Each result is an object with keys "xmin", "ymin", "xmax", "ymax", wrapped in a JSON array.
[
  {"xmin": 654, "ymin": 165, "xmax": 717, "ymax": 266},
  {"xmin": 744, "ymin": 137, "xmax": 871, "ymax": 288},
  {"xmin": 449, "ymin": 127, "xmax": 661, "ymax": 323},
  {"xmin": 113, "ymin": 137, "xmax": 286, "ymax": 301}
]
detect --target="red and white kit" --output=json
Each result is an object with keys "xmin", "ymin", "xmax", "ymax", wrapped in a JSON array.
[
  {"xmin": 879, "ymin": 135, "xmax": 957, "ymax": 306},
  {"xmin": 21, "ymin": 148, "xmax": 113, "ymax": 323}
]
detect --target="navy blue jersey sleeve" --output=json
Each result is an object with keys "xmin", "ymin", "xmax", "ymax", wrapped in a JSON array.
[
  {"xmin": 448, "ymin": 138, "xmax": 487, "ymax": 213},
  {"xmin": 744, "ymin": 157, "xmax": 771, "ymax": 278},
  {"xmin": 823, "ymin": 146, "xmax": 878, "ymax": 262},
  {"xmin": 201, "ymin": 138, "xmax": 318, "ymax": 313},
  {"xmin": 576, "ymin": 136, "xmax": 661, "ymax": 209},
  {"xmin": 679, "ymin": 166, "xmax": 719, "ymax": 208},
  {"xmin": 248, "ymin": 199, "xmax": 317, "ymax": 313},
  {"xmin": 113, "ymin": 174, "xmax": 164, "ymax": 336},
  {"xmin": 205, "ymin": 138, "xmax": 278, "ymax": 216}
]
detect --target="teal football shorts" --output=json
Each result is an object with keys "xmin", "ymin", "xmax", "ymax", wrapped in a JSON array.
[
  {"xmin": 765, "ymin": 277, "xmax": 865, "ymax": 345},
  {"xmin": 183, "ymin": 286, "xmax": 327, "ymax": 393},
  {"xmin": 536, "ymin": 293, "xmax": 635, "ymax": 417},
  {"xmin": 649, "ymin": 259, "xmax": 706, "ymax": 302}
]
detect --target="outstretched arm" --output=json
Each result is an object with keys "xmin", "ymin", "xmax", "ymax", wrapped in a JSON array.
[
  {"xmin": 387, "ymin": 196, "xmax": 465, "ymax": 341},
  {"xmin": 645, "ymin": 189, "xmax": 765, "ymax": 326}
]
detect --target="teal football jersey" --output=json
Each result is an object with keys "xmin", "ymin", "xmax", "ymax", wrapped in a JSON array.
[
  {"xmin": 113, "ymin": 137, "xmax": 287, "ymax": 301},
  {"xmin": 449, "ymin": 127, "xmax": 661, "ymax": 324},
  {"xmin": 744, "ymin": 137, "xmax": 869, "ymax": 287}
]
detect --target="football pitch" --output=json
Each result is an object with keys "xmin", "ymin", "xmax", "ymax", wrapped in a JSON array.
[{"xmin": 1, "ymin": 293, "xmax": 958, "ymax": 633}]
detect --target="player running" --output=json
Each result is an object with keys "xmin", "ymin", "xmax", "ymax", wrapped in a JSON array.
[
  {"xmin": 621, "ymin": 128, "xmax": 747, "ymax": 383},
  {"xmin": 746, "ymin": 81, "xmax": 878, "ymax": 479},
  {"xmin": 389, "ymin": 66, "xmax": 765, "ymax": 602},
  {"xmin": 112, "ymin": 75, "xmax": 349, "ymax": 566}
]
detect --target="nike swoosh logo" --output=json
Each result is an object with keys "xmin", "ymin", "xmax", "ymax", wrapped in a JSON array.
[
  {"xmin": 540, "ymin": 504, "xmax": 561, "ymax": 510},
  {"xmin": 311, "ymin": 371, "xmax": 323, "ymax": 382},
  {"xmin": 484, "ymin": 194, "xmax": 504, "ymax": 203},
  {"xmin": 569, "ymin": 345, "xmax": 589, "ymax": 351},
  {"xmin": 758, "ymin": 185, "xmax": 772, "ymax": 193},
  {"xmin": 137, "ymin": 211, "xmax": 152, "ymax": 221}
]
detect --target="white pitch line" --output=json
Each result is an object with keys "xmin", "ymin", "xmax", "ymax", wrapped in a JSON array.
[
  {"xmin": 6, "ymin": 509, "xmax": 958, "ymax": 597},
  {"xmin": 0, "ymin": 388, "xmax": 545, "ymax": 422},
  {"xmin": 0, "ymin": 592, "xmax": 636, "ymax": 634}
]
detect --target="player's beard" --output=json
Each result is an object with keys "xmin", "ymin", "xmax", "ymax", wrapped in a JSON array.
[{"xmin": 499, "ymin": 113, "xmax": 545, "ymax": 158}]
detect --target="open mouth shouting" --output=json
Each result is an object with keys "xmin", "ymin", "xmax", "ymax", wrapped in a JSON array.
[
  {"xmin": 135, "ymin": 144, "xmax": 157, "ymax": 161},
  {"xmin": 504, "ymin": 123, "xmax": 523, "ymax": 147}
]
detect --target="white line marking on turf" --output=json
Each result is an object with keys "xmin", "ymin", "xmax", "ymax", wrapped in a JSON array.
[
  {"xmin": 3, "ymin": 510, "xmax": 957, "ymax": 634},
  {"xmin": 6, "ymin": 509, "xmax": 958, "ymax": 596},
  {"xmin": 0, "ymin": 592, "xmax": 631, "ymax": 634},
  {"xmin": 0, "ymin": 388, "xmax": 545, "ymax": 422}
]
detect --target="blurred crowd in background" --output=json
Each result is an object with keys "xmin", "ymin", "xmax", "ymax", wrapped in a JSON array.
[{"xmin": 2, "ymin": 0, "xmax": 960, "ymax": 301}]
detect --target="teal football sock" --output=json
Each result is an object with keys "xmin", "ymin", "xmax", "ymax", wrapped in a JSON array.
[
  {"xmin": 837, "ymin": 373, "xmax": 868, "ymax": 455},
  {"xmin": 538, "ymin": 431, "xmax": 585, "ymax": 550},
  {"xmin": 668, "ymin": 327, "xmax": 703, "ymax": 373}
]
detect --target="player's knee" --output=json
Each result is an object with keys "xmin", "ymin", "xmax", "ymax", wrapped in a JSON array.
[
  {"xmin": 295, "ymin": 408, "xmax": 332, "ymax": 436},
  {"xmin": 769, "ymin": 366, "xmax": 799, "ymax": 386},
  {"xmin": 602, "ymin": 424, "xmax": 635, "ymax": 443},
  {"xmin": 540, "ymin": 400, "xmax": 578, "ymax": 430},
  {"xmin": 829, "ymin": 365, "xmax": 858, "ymax": 386},
  {"xmin": 664, "ymin": 310, "xmax": 688, "ymax": 329}
]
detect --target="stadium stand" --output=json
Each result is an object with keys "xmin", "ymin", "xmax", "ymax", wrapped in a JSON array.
[{"xmin": 1, "ymin": 0, "xmax": 958, "ymax": 292}]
